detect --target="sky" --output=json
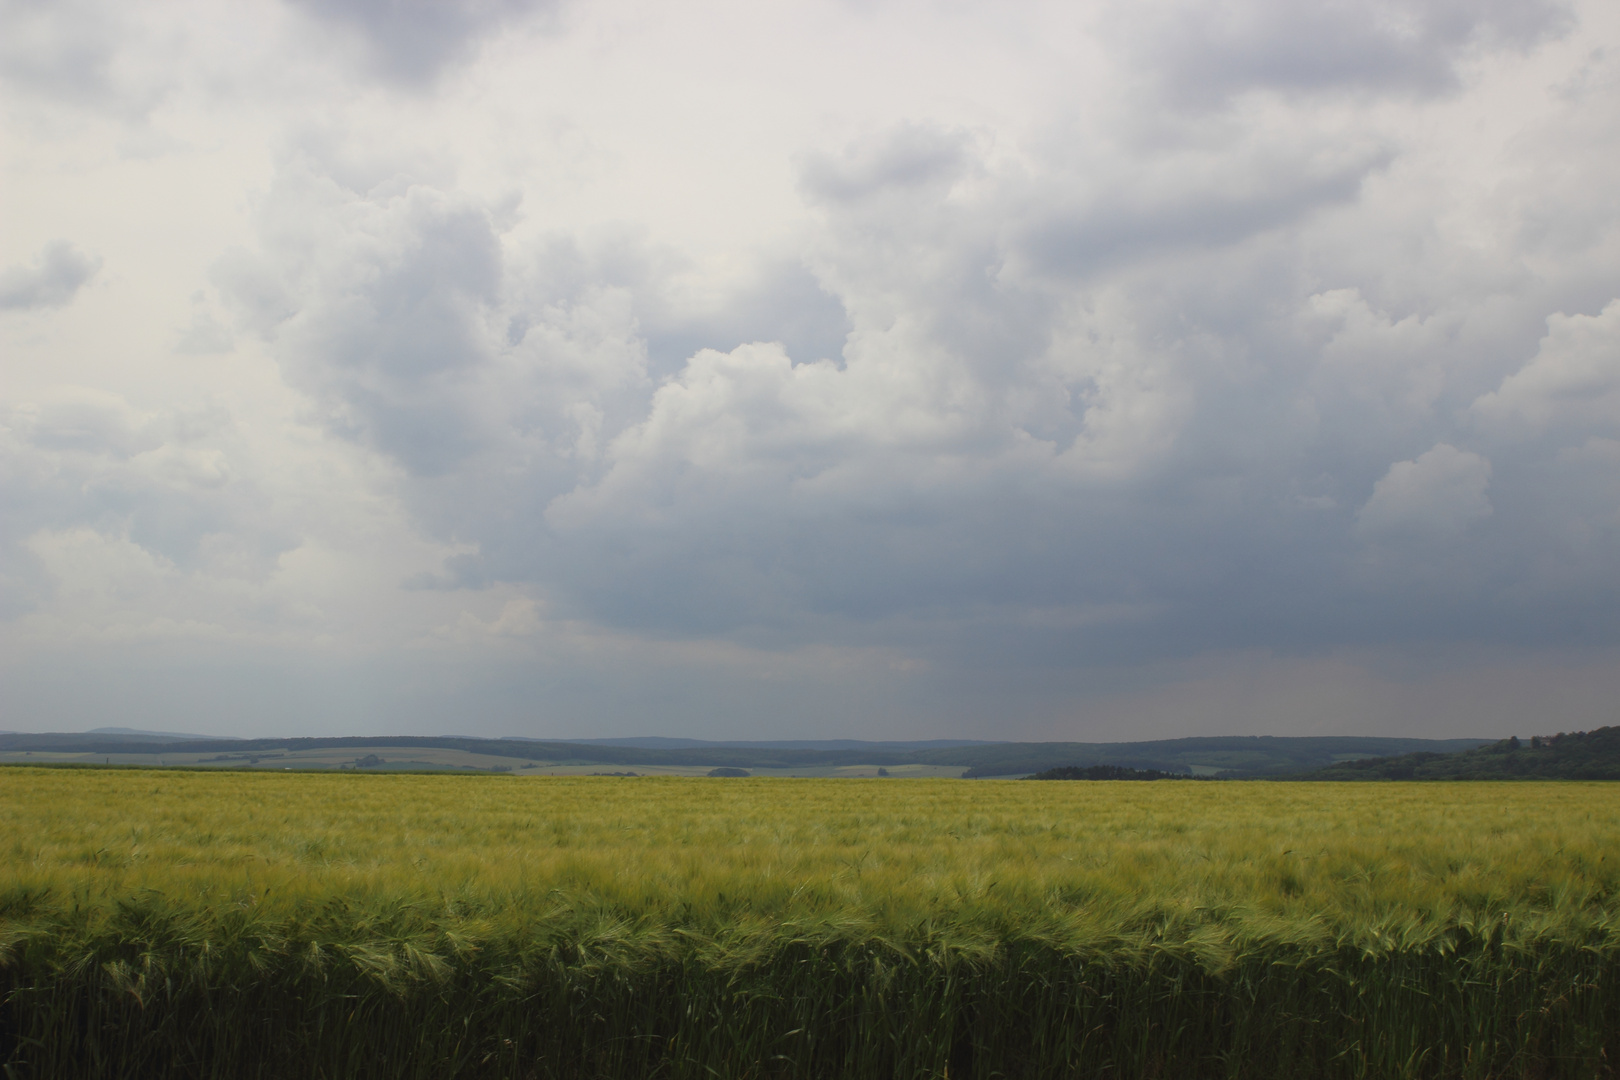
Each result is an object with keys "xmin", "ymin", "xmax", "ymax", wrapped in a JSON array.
[{"xmin": 2, "ymin": 0, "xmax": 1618, "ymax": 742}]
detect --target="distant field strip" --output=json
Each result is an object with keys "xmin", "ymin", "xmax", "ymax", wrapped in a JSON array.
[
  {"xmin": 1, "ymin": 771, "xmax": 1616, "ymax": 1078},
  {"xmin": 0, "ymin": 747, "xmax": 967, "ymax": 777}
]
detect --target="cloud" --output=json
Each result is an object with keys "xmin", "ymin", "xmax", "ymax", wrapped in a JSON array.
[
  {"xmin": 643, "ymin": 259, "xmax": 852, "ymax": 374},
  {"xmin": 1122, "ymin": 0, "xmax": 1571, "ymax": 104},
  {"xmin": 799, "ymin": 124, "xmax": 976, "ymax": 204},
  {"xmin": 4, "ymin": 0, "xmax": 1619, "ymax": 738},
  {"xmin": 0, "ymin": 0, "xmax": 147, "ymax": 113},
  {"xmin": 9, "ymin": 388, "xmax": 153, "ymax": 458},
  {"xmin": 218, "ymin": 161, "xmax": 507, "ymax": 475},
  {"xmin": 0, "ymin": 242, "xmax": 101, "ymax": 312},
  {"xmin": 1356, "ymin": 443, "xmax": 1493, "ymax": 539},
  {"xmin": 283, "ymin": 0, "xmax": 554, "ymax": 85},
  {"xmin": 208, "ymin": 58, "xmax": 1620, "ymax": 666},
  {"xmin": 435, "ymin": 595, "xmax": 542, "ymax": 642},
  {"xmin": 1026, "ymin": 167, "xmax": 1375, "ymax": 279},
  {"xmin": 1471, "ymin": 300, "xmax": 1620, "ymax": 438},
  {"xmin": 1, "ymin": 394, "xmax": 255, "ymax": 567}
]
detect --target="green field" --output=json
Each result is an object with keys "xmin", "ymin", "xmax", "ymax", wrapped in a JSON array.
[{"xmin": 1, "ymin": 770, "xmax": 1616, "ymax": 1078}]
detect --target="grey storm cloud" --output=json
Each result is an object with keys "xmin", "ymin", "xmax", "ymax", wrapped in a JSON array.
[
  {"xmin": 217, "ymin": 164, "xmax": 507, "ymax": 475},
  {"xmin": 0, "ymin": 387, "xmax": 288, "ymax": 626},
  {"xmin": 643, "ymin": 262, "xmax": 853, "ymax": 377},
  {"xmin": 1016, "ymin": 153, "xmax": 1385, "ymax": 280},
  {"xmin": 284, "ymin": 0, "xmax": 555, "ymax": 84},
  {"xmin": 1127, "ymin": 0, "xmax": 1572, "ymax": 102},
  {"xmin": 0, "ymin": 0, "xmax": 136, "ymax": 111},
  {"xmin": 0, "ymin": 242, "xmax": 101, "ymax": 312},
  {"xmin": 1356, "ymin": 444, "xmax": 1493, "ymax": 540},
  {"xmin": 798, "ymin": 125, "xmax": 977, "ymax": 205},
  {"xmin": 6, "ymin": 0, "xmax": 1619, "ymax": 739},
  {"xmin": 215, "ymin": 68, "xmax": 1620, "ymax": 668}
]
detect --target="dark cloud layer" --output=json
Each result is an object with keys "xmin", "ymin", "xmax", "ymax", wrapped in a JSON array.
[
  {"xmin": 0, "ymin": 242, "xmax": 100, "ymax": 312},
  {"xmin": 216, "ymin": 57, "xmax": 1620, "ymax": 674},
  {"xmin": 4, "ymin": 0, "xmax": 1617, "ymax": 738},
  {"xmin": 285, "ymin": 0, "xmax": 554, "ymax": 84},
  {"xmin": 1127, "ymin": 0, "xmax": 1572, "ymax": 102}
]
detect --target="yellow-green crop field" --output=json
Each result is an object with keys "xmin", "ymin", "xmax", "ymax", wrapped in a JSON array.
[{"xmin": 1, "ymin": 769, "xmax": 1617, "ymax": 1078}]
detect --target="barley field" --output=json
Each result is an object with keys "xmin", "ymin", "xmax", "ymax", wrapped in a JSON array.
[{"xmin": 1, "ymin": 769, "xmax": 1616, "ymax": 1078}]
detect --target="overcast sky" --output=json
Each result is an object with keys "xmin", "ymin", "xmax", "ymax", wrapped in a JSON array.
[{"xmin": 3, "ymin": 0, "xmax": 1618, "ymax": 741}]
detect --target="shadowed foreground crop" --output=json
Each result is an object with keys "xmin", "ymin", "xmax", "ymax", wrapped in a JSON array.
[{"xmin": 0, "ymin": 770, "xmax": 1616, "ymax": 1078}]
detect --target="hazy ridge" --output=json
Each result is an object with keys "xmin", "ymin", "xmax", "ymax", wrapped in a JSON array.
[{"xmin": 0, "ymin": 731, "xmax": 1492, "ymax": 777}]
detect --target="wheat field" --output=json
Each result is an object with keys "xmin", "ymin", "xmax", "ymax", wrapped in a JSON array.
[{"xmin": 1, "ymin": 768, "xmax": 1616, "ymax": 1078}]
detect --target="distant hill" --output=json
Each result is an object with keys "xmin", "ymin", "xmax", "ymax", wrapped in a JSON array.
[
  {"xmin": 0, "ymin": 731, "xmax": 1490, "ymax": 777},
  {"xmin": 940, "ymin": 736, "xmax": 1490, "ymax": 778},
  {"xmin": 1025, "ymin": 765, "xmax": 1195, "ymax": 781},
  {"xmin": 542, "ymin": 737, "xmax": 1000, "ymax": 751},
  {"xmin": 87, "ymin": 726, "xmax": 241, "ymax": 740},
  {"xmin": 1296, "ymin": 727, "xmax": 1620, "ymax": 780}
]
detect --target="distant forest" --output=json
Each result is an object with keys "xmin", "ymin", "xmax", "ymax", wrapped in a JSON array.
[{"xmin": 1297, "ymin": 726, "xmax": 1620, "ymax": 780}]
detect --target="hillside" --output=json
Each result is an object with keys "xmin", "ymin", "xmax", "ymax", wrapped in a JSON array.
[
  {"xmin": 0, "ymin": 732, "xmax": 1489, "ymax": 777},
  {"xmin": 1298, "ymin": 727, "xmax": 1620, "ymax": 780},
  {"xmin": 931, "ymin": 736, "xmax": 1489, "ymax": 777}
]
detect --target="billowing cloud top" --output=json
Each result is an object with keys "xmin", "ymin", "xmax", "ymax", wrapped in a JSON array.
[{"xmin": 2, "ymin": 0, "xmax": 1618, "ymax": 739}]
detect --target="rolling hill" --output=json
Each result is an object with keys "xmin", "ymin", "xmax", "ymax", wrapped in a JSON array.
[
  {"xmin": 0, "ymin": 731, "xmax": 1491, "ymax": 777},
  {"xmin": 1296, "ymin": 726, "xmax": 1620, "ymax": 780}
]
